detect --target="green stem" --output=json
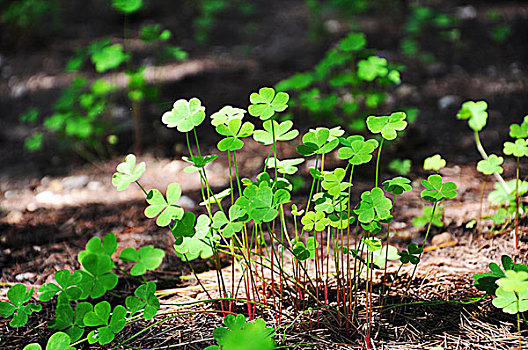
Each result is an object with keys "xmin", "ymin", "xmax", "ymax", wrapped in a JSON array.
[
  {"xmin": 474, "ymin": 131, "xmax": 510, "ymax": 193},
  {"xmin": 375, "ymin": 138, "xmax": 384, "ymax": 188},
  {"xmin": 404, "ymin": 201, "xmax": 438, "ymax": 295}
]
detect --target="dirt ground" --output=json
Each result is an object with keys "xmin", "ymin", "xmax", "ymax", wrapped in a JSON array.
[{"xmin": 1, "ymin": 0, "xmax": 528, "ymax": 349}]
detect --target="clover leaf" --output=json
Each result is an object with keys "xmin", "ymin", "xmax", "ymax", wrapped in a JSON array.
[
  {"xmin": 354, "ymin": 187, "xmax": 392, "ymax": 223},
  {"xmin": 174, "ymin": 214, "xmax": 217, "ymax": 260},
  {"xmin": 78, "ymin": 253, "xmax": 117, "ymax": 299},
  {"xmin": 309, "ymin": 126, "xmax": 344, "ymax": 141},
  {"xmin": 292, "ymin": 237, "xmax": 318, "ymax": 261},
  {"xmin": 366, "ymin": 112, "xmax": 407, "ymax": 140},
  {"xmin": 212, "ymin": 205, "xmax": 244, "ymax": 238},
  {"xmin": 112, "ymin": 154, "xmax": 146, "ymax": 191},
  {"xmin": 423, "ymin": 154, "xmax": 446, "ymax": 171},
  {"xmin": 313, "ymin": 193, "xmax": 348, "ymax": 214},
  {"xmin": 181, "ymin": 154, "xmax": 218, "ymax": 173},
  {"xmin": 216, "ymin": 118, "xmax": 254, "ymax": 151},
  {"xmin": 145, "ymin": 183, "xmax": 185, "ymax": 227},
  {"xmin": 457, "ymin": 100, "xmax": 488, "ymax": 132},
  {"xmin": 373, "ymin": 245, "xmax": 399, "ymax": 269},
  {"xmin": 421, "ymin": 174, "xmax": 457, "ymax": 202},
  {"xmin": 477, "ymin": 154, "xmax": 504, "ymax": 175},
  {"xmin": 253, "ymin": 120, "xmax": 298, "ymax": 145},
  {"xmin": 382, "ymin": 177, "xmax": 412, "ymax": 196},
  {"xmin": 78, "ymin": 233, "xmax": 117, "ymax": 263},
  {"xmin": 120, "ymin": 246, "xmax": 165, "ymax": 276},
  {"xmin": 503, "ymin": 139, "xmax": 528, "ymax": 157},
  {"xmin": 265, "ymin": 157, "xmax": 304, "ymax": 175},
  {"xmin": 235, "ymin": 183, "xmax": 278, "ymax": 223},
  {"xmin": 488, "ymin": 180, "xmax": 528, "ymax": 205},
  {"xmin": 206, "ymin": 314, "xmax": 275, "ymax": 350},
  {"xmin": 48, "ymin": 300, "xmax": 91, "ymax": 343},
  {"xmin": 112, "ymin": 0, "xmax": 143, "ymax": 13},
  {"xmin": 322, "ymin": 168, "xmax": 351, "ymax": 196},
  {"xmin": 388, "ymin": 159, "xmax": 412, "ymax": 175},
  {"xmin": 357, "ymin": 56, "xmax": 388, "ymax": 81},
  {"xmin": 39, "ymin": 270, "xmax": 83, "ymax": 302},
  {"xmin": 248, "ymin": 87, "xmax": 289, "ymax": 120},
  {"xmin": 85, "ymin": 302, "xmax": 126, "ymax": 345},
  {"xmin": 297, "ymin": 128, "xmax": 340, "ymax": 156},
  {"xmin": 210, "ymin": 105, "xmax": 246, "ymax": 126},
  {"xmin": 23, "ymin": 332, "xmax": 75, "ymax": 350},
  {"xmin": 301, "ymin": 211, "xmax": 329, "ymax": 232},
  {"xmin": 496, "ymin": 270, "xmax": 528, "ymax": 293},
  {"xmin": 338, "ymin": 135, "xmax": 379, "ymax": 165},
  {"xmin": 162, "ymin": 98, "xmax": 206, "ymax": 133},
  {"xmin": 0, "ymin": 284, "xmax": 42, "ymax": 328},
  {"xmin": 398, "ymin": 243, "xmax": 423, "ymax": 264},
  {"xmin": 338, "ymin": 32, "xmax": 366, "ymax": 52},
  {"xmin": 125, "ymin": 282, "xmax": 159, "ymax": 320},
  {"xmin": 492, "ymin": 286, "xmax": 528, "ymax": 314},
  {"xmin": 509, "ymin": 116, "xmax": 528, "ymax": 139},
  {"xmin": 472, "ymin": 255, "xmax": 526, "ymax": 296},
  {"xmin": 91, "ymin": 44, "xmax": 129, "ymax": 73}
]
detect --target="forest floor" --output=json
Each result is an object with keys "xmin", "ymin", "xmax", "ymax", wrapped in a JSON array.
[{"xmin": 1, "ymin": 0, "xmax": 528, "ymax": 349}]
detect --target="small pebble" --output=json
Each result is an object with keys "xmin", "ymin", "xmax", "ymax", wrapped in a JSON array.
[
  {"xmin": 15, "ymin": 272, "xmax": 36, "ymax": 281},
  {"xmin": 431, "ymin": 232, "xmax": 458, "ymax": 246},
  {"xmin": 5, "ymin": 210, "xmax": 23, "ymax": 224}
]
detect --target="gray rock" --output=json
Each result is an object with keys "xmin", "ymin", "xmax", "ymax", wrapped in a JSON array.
[
  {"xmin": 62, "ymin": 175, "xmax": 89, "ymax": 190},
  {"xmin": 178, "ymin": 195, "xmax": 196, "ymax": 209},
  {"xmin": 456, "ymin": 6, "xmax": 477, "ymax": 20},
  {"xmin": 438, "ymin": 95, "xmax": 461, "ymax": 110}
]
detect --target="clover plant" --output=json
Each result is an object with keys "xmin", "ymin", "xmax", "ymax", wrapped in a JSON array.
[
  {"xmin": 458, "ymin": 101, "xmax": 527, "ymax": 248},
  {"xmin": 276, "ymin": 32, "xmax": 403, "ymax": 130},
  {"xmin": 0, "ymin": 284, "xmax": 42, "ymax": 328},
  {"xmin": 23, "ymin": 332, "xmax": 75, "ymax": 350},
  {"xmin": 205, "ymin": 314, "xmax": 276, "ymax": 350}
]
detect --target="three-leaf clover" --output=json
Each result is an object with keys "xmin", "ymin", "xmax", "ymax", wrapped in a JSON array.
[
  {"xmin": 301, "ymin": 211, "xmax": 329, "ymax": 231},
  {"xmin": 145, "ymin": 183, "xmax": 185, "ymax": 227},
  {"xmin": 112, "ymin": 154, "xmax": 145, "ymax": 191},
  {"xmin": 292, "ymin": 237, "xmax": 318, "ymax": 261},
  {"xmin": 496, "ymin": 270, "xmax": 528, "ymax": 293},
  {"xmin": 162, "ymin": 98, "xmax": 206, "ymax": 133},
  {"xmin": 492, "ymin": 286, "xmax": 528, "ymax": 314},
  {"xmin": 366, "ymin": 112, "xmax": 407, "ymax": 140},
  {"xmin": 398, "ymin": 243, "xmax": 423, "ymax": 264},
  {"xmin": 321, "ymin": 168, "xmax": 351, "ymax": 196},
  {"xmin": 48, "ymin": 300, "xmax": 92, "ymax": 343},
  {"xmin": 423, "ymin": 154, "xmax": 446, "ymax": 171},
  {"xmin": 181, "ymin": 154, "xmax": 218, "ymax": 173},
  {"xmin": 78, "ymin": 233, "xmax": 117, "ymax": 263},
  {"xmin": 373, "ymin": 245, "xmax": 399, "ymax": 269},
  {"xmin": 39, "ymin": 270, "xmax": 83, "ymax": 302},
  {"xmin": 216, "ymin": 118, "xmax": 254, "ymax": 151},
  {"xmin": 23, "ymin": 332, "xmax": 75, "ymax": 350},
  {"xmin": 338, "ymin": 135, "xmax": 379, "ymax": 165},
  {"xmin": 120, "ymin": 246, "xmax": 165, "ymax": 276},
  {"xmin": 210, "ymin": 105, "xmax": 246, "ymax": 126},
  {"xmin": 212, "ymin": 205, "xmax": 244, "ymax": 238},
  {"xmin": 85, "ymin": 302, "xmax": 126, "ymax": 345},
  {"xmin": 297, "ymin": 128, "xmax": 340, "ymax": 156},
  {"xmin": 248, "ymin": 87, "xmax": 289, "ymax": 120},
  {"xmin": 421, "ymin": 174, "xmax": 457, "ymax": 202},
  {"xmin": 509, "ymin": 116, "xmax": 528, "ymax": 139},
  {"xmin": 205, "ymin": 314, "xmax": 275, "ymax": 350},
  {"xmin": 503, "ymin": 139, "xmax": 528, "ymax": 157},
  {"xmin": 382, "ymin": 177, "xmax": 412, "ymax": 195},
  {"xmin": 174, "ymin": 215, "xmax": 217, "ymax": 260},
  {"xmin": 357, "ymin": 56, "xmax": 388, "ymax": 81},
  {"xmin": 78, "ymin": 254, "xmax": 118, "ymax": 299},
  {"xmin": 477, "ymin": 154, "xmax": 504, "ymax": 175},
  {"xmin": 235, "ymin": 183, "xmax": 278, "ymax": 223},
  {"xmin": 0, "ymin": 284, "xmax": 42, "ymax": 328},
  {"xmin": 125, "ymin": 282, "xmax": 159, "ymax": 321},
  {"xmin": 354, "ymin": 187, "xmax": 392, "ymax": 223},
  {"xmin": 91, "ymin": 44, "xmax": 129, "ymax": 73},
  {"xmin": 457, "ymin": 100, "xmax": 488, "ymax": 132},
  {"xmin": 253, "ymin": 120, "xmax": 298, "ymax": 145}
]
